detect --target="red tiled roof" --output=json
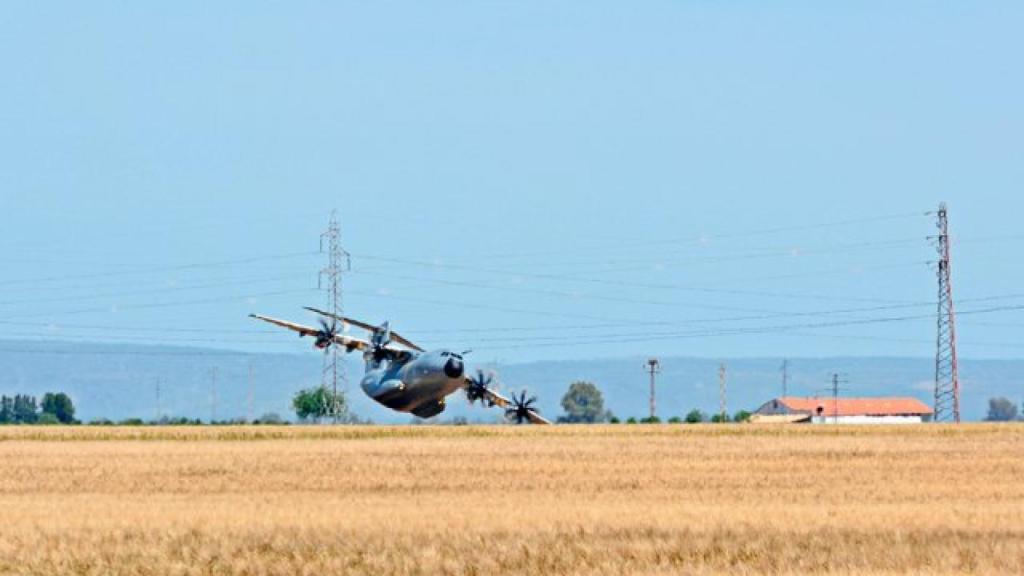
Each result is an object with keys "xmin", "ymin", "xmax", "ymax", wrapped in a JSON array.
[{"xmin": 778, "ymin": 396, "xmax": 933, "ymax": 416}]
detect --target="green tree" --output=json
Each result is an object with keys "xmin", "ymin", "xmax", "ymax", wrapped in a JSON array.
[
  {"xmin": 13, "ymin": 395, "xmax": 38, "ymax": 424},
  {"xmin": 40, "ymin": 392, "xmax": 75, "ymax": 424},
  {"xmin": 710, "ymin": 413, "xmax": 731, "ymax": 423},
  {"xmin": 0, "ymin": 395, "xmax": 13, "ymax": 424},
  {"xmin": 292, "ymin": 387, "xmax": 347, "ymax": 423},
  {"xmin": 985, "ymin": 397, "xmax": 1019, "ymax": 422},
  {"xmin": 558, "ymin": 381, "xmax": 610, "ymax": 423},
  {"xmin": 684, "ymin": 409, "xmax": 705, "ymax": 424},
  {"xmin": 733, "ymin": 410, "xmax": 752, "ymax": 423}
]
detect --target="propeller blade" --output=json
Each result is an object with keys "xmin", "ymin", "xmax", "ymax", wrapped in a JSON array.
[{"xmin": 505, "ymin": 389, "xmax": 541, "ymax": 424}]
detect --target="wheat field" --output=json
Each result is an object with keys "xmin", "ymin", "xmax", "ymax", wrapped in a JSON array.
[{"xmin": 0, "ymin": 424, "xmax": 1021, "ymax": 575}]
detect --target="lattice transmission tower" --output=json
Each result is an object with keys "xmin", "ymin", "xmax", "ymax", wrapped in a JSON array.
[
  {"xmin": 931, "ymin": 203, "xmax": 960, "ymax": 423},
  {"xmin": 644, "ymin": 358, "xmax": 660, "ymax": 420},
  {"xmin": 319, "ymin": 211, "xmax": 351, "ymax": 422}
]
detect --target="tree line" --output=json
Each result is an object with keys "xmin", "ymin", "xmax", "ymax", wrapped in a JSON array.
[
  {"xmin": 8, "ymin": 384, "xmax": 1015, "ymax": 426},
  {"xmin": 0, "ymin": 393, "xmax": 76, "ymax": 424},
  {"xmin": 557, "ymin": 381, "xmax": 751, "ymax": 424}
]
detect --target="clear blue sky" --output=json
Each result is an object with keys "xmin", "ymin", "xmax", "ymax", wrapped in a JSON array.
[{"xmin": 1, "ymin": 2, "xmax": 1022, "ymax": 363}]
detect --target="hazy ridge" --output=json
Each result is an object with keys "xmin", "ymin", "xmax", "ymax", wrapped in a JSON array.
[{"xmin": 0, "ymin": 340, "xmax": 1019, "ymax": 422}]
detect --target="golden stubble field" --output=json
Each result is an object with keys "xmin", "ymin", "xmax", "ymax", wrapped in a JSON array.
[{"xmin": 0, "ymin": 424, "xmax": 1021, "ymax": 575}]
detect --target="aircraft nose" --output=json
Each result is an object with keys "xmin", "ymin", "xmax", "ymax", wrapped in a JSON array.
[{"xmin": 444, "ymin": 357, "xmax": 464, "ymax": 379}]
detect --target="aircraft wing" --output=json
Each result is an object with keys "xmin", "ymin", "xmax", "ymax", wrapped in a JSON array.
[
  {"xmin": 472, "ymin": 383, "xmax": 552, "ymax": 425},
  {"xmin": 249, "ymin": 314, "xmax": 370, "ymax": 351},
  {"xmin": 303, "ymin": 307, "xmax": 425, "ymax": 352}
]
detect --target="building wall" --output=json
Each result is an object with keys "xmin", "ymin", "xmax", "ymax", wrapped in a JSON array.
[{"xmin": 811, "ymin": 415, "xmax": 924, "ymax": 425}]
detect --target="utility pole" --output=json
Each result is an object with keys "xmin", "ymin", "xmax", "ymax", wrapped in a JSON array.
[
  {"xmin": 644, "ymin": 358, "xmax": 660, "ymax": 420},
  {"xmin": 831, "ymin": 373, "xmax": 840, "ymax": 425},
  {"xmin": 247, "ymin": 361, "xmax": 254, "ymax": 424},
  {"xmin": 822, "ymin": 373, "xmax": 848, "ymax": 424},
  {"xmin": 319, "ymin": 211, "xmax": 351, "ymax": 423},
  {"xmin": 209, "ymin": 367, "xmax": 218, "ymax": 424},
  {"xmin": 931, "ymin": 203, "xmax": 961, "ymax": 423},
  {"xmin": 719, "ymin": 363, "xmax": 727, "ymax": 423},
  {"xmin": 154, "ymin": 378, "xmax": 162, "ymax": 423},
  {"xmin": 780, "ymin": 359, "xmax": 789, "ymax": 398}
]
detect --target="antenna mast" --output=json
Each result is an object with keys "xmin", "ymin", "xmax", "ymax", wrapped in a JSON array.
[
  {"xmin": 319, "ymin": 211, "xmax": 351, "ymax": 423},
  {"xmin": 932, "ymin": 203, "xmax": 961, "ymax": 423}
]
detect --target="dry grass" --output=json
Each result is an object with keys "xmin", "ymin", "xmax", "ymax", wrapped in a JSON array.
[{"xmin": 0, "ymin": 424, "xmax": 1021, "ymax": 575}]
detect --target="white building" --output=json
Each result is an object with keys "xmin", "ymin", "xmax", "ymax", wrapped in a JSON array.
[{"xmin": 752, "ymin": 396, "xmax": 933, "ymax": 424}]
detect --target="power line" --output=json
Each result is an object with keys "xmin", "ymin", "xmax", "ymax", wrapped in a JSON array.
[
  {"xmin": 0, "ymin": 287, "xmax": 318, "ymax": 320},
  {"xmin": 0, "ymin": 272, "xmax": 314, "ymax": 308},
  {"xmin": 461, "ymin": 211, "xmax": 928, "ymax": 260},
  {"xmin": 0, "ymin": 251, "xmax": 319, "ymax": 288},
  {"xmin": 453, "ymin": 303, "xmax": 1024, "ymax": 350},
  {"xmin": 350, "ymin": 238, "xmax": 933, "ymax": 305}
]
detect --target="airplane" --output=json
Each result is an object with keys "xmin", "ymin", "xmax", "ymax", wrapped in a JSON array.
[{"xmin": 249, "ymin": 307, "xmax": 550, "ymax": 424}]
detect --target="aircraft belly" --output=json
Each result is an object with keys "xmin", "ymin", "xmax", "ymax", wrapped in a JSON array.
[{"xmin": 372, "ymin": 375, "xmax": 460, "ymax": 414}]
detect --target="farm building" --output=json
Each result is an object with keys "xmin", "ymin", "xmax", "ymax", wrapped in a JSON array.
[{"xmin": 752, "ymin": 396, "xmax": 933, "ymax": 424}]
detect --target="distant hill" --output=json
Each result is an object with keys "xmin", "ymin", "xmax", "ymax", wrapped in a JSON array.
[{"xmin": 0, "ymin": 340, "xmax": 1019, "ymax": 422}]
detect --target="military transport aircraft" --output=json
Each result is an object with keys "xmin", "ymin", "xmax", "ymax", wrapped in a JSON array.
[{"xmin": 250, "ymin": 307, "xmax": 550, "ymax": 424}]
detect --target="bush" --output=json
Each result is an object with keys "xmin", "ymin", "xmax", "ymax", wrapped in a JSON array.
[
  {"xmin": 255, "ymin": 412, "xmax": 284, "ymax": 425},
  {"xmin": 710, "ymin": 413, "xmax": 731, "ymax": 423},
  {"xmin": 985, "ymin": 397, "xmax": 1019, "ymax": 422},
  {"xmin": 608, "ymin": 416, "xmax": 620, "ymax": 424},
  {"xmin": 667, "ymin": 416, "xmax": 682, "ymax": 424},
  {"xmin": 684, "ymin": 409, "xmax": 705, "ymax": 424},
  {"xmin": 118, "ymin": 418, "xmax": 145, "ymax": 426},
  {"xmin": 625, "ymin": 417, "xmax": 638, "ymax": 424},
  {"xmin": 733, "ymin": 410, "xmax": 752, "ymax": 423},
  {"xmin": 640, "ymin": 416, "xmax": 661, "ymax": 424}
]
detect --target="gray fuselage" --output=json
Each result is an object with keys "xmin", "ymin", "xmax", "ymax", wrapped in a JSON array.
[{"xmin": 360, "ymin": 349, "xmax": 466, "ymax": 419}]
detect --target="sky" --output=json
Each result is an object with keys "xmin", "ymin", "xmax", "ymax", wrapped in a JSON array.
[{"xmin": 1, "ymin": 1, "xmax": 1022, "ymax": 364}]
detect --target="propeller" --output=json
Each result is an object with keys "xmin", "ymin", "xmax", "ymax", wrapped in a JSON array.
[
  {"xmin": 314, "ymin": 318, "xmax": 340, "ymax": 351},
  {"xmin": 465, "ymin": 370, "xmax": 496, "ymax": 406},
  {"xmin": 505, "ymin": 390, "xmax": 539, "ymax": 424},
  {"xmin": 370, "ymin": 322, "xmax": 393, "ymax": 362}
]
